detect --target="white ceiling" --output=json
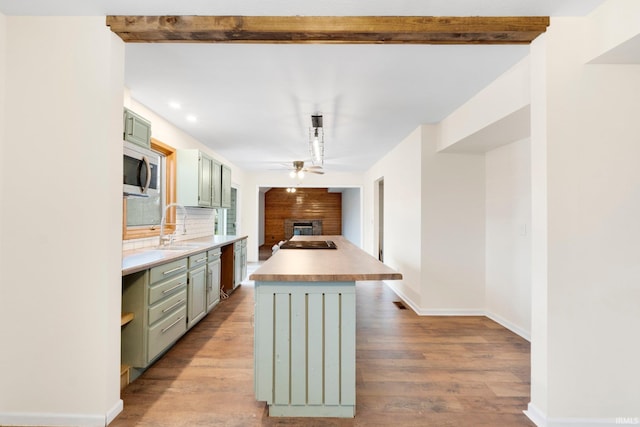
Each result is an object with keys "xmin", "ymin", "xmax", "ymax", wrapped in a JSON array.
[{"xmin": 0, "ymin": 0, "xmax": 606, "ymax": 173}]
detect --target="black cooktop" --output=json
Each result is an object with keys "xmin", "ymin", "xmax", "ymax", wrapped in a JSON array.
[{"xmin": 279, "ymin": 240, "xmax": 337, "ymax": 250}]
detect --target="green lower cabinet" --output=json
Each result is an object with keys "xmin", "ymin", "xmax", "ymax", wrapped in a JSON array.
[
  {"xmin": 187, "ymin": 252, "xmax": 208, "ymax": 329},
  {"xmin": 121, "ymin": 245, "xmax": 232, "ymax": 382},
  {"xmin": 207, "ymin": 249, "xmax": 221, "ymax": 312},
  {"xmin": 121, "ymin": 259, "xmax": 188, "ymax": 372},
  {"xmin": 187, "ymin": 265, "xmax": 207, "ymax": 329},
  {"xmin": 233, "ymin": 239, "xmax": 248, "ymax": 289}
]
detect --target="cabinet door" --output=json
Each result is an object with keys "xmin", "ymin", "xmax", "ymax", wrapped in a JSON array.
[
  {"xmin": 221, "ymin": 165, "xmax": 232, "ymax": 208},
  {"xmin": 211, "ymin": 160, "xmax": 222, "ymax": 208},
  {"xmin": 198, "ymin": 154, "xmax": 213, "ymax": 207},
  {"xmin": 187, "ymin": 265, "xmax": 207, "ymax": 328},
  {"xmin": 207, "ymin": 259, "xmax": 221, "ymax": 312},
  {"xmin": 241, "ymin": 245, "xmax": 247, "ymax": 282},
  {"xmin": 123, "ymin": 108, "xmax": 151, "ymax": 148}
]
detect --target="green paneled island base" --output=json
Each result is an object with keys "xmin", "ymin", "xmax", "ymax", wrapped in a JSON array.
[{"xmin": 250, "ymin": 236, "xmax": 402, "ymax": 418}]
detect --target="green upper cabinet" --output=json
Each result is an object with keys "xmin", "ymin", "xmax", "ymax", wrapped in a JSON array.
[
  {"xmin": 177, "ymin": 149, "xmax": 229, "ymax": 209},
  {"xmin": 123, "ymin": 108, "xmax": 151, "ymax": 148},
  {"xmin": 198, "ymin": 153, "xmax": 214, "ymax": 207},
  {"xmin": 177, "ymin": 150, "xmax": 212, "ymax": 208},
  {"xmin": 221, "ymin": 165, "xmax": 232, "ymax": 208}
]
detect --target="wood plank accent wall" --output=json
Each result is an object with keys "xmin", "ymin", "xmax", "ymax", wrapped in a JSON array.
[{"xmin": 264, "ymin": 188, "xmax": 341, "ymax": 246}]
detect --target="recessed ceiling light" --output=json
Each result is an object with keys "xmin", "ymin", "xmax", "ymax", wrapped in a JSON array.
[
  {"xmin": 169, "ymin": 101, "xmax": 181, "ymax": 109},
  {"xmin": 186, "ymin": 115, "xmax": 197, "ymax": 123}
]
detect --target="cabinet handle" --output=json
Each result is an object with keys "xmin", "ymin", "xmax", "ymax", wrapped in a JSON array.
[
  {"xmin": 161, "ymin": 316, "xmax": 185, "ymax": 334},
  {"xmin": 163, "ymin": 265, "xmax": 186, "ymax": 275},
  {"xmin": 162, "ymin": 299, "xmax": 185, "ymax": 313},
  {"xmin": 140, "ymin": 155, "xmax": 151, "ymax": 194},
  {"xmin": 194, "ymin": 257, "xmax": 207, "ymax": 264},
  {"xmin": 162, "ymin": 282, "xmax": 186, "ymax": 294}
]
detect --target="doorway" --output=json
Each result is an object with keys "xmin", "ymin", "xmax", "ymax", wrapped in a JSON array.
[{"xmin": 374, "ymin": 178, "xmax": 384, "ymax": 262}]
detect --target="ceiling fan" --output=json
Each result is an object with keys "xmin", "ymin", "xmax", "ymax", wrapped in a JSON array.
[{"xmin": 288, "ymin": 160, "xmax": 324, "ymax": 178}]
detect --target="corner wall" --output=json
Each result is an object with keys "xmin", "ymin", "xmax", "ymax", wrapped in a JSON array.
[
  {"xmin": 420, "ymin": 126, "xmax": 486, "ymax": 313},
  {"xmin": 0, "ymin": 17, "xmax": 124, "ymax": 425}
]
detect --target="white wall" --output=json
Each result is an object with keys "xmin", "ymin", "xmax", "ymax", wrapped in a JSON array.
[
  {"xmin": 362, "ymin": 125, "xmax": 486, "ymax": 314},
  {"xmin": 341, "ymin": 188, "xmax": 362, "ymax": 247},
  {"xmin": 420, "ymin": 125, "xmax": 486, "ymax": 312},
  {"xmin": 0, "ymin": 12, "xmax": 5, "ymax": 214},
  {"xmin": 529, "ymin": 7, "xmax": 640, "ymax": 422},
  {"xmin": 0, "ymin": 17, "xmax": 124, "ymax": 426},
  {"xmin": 365, "ymin": 128, "xmax": 423, "ymax": 306},
  {"xmin": 485, "ymin": 139, "xmax": 531, "ymax": 339}
]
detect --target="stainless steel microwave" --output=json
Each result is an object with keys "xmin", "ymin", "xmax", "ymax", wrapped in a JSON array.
[{"xmin": 123, "ymin": 142, "xmax": 161, "ymax": 197}]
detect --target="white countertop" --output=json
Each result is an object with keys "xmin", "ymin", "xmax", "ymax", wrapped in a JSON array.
[{"xmin": 122, "ymin": 235, "xmax": 247, "ymax": 276}]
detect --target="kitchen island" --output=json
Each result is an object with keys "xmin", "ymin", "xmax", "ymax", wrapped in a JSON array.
[{"xmin": 250, "ymin": 236, "xmax": 402, "ymax": 417}]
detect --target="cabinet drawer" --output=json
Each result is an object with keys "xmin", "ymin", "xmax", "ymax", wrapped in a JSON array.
[
  {"xmin": 188, "ymin": 252, "xmax": 208, "ymax": 268},
  {"xmin": 148, "ymin": 305, "xmax": 187, "ymax": 363},
  {"xmin": 149, "ymin": 273, "xmax": 187, "ymax": 305},
  {"xmin": 208, "ymin": 248, "xmax": 221, "ymax": 260},
  {"xmin": 148, "ymin": 288, "xmax": 187, "ymax": 326},
  {"xmin": 150, "ymin": 258, "xmax": 187, "ymax": 283}
]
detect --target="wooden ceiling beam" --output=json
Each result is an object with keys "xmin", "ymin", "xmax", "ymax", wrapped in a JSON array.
[{"xmin": 106, "ymin": 16, "xmax": 549, "ymax": 45}]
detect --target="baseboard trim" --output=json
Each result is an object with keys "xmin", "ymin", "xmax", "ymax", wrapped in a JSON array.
[
  {"xmin": 0, "ymin": 412, "xmax": 105, "ymax": 427},
  {"xmin": 0, "ymin": 399, "xmax": 123, "ymax": 427},
  {"xmin": 384, "ymin": 281, "xmax": 424, "ymax": 314},
  {"xmin": 106, "ymin": 399, "xmax": 123, "ymax": 425},
  {"xmin": 525, "ymin": 402, "xmax": 548, "ymax": 426},
  {"xmin": 384, "ymin": 282, "xmax": 530, "ymax": 342},
  {"xmin": 486, "ymin": 311, "xmax": 531, "ymax": 342},
  {"xmin": 524, "ymin": 403, "xmax": 635, "ymax": 427}
]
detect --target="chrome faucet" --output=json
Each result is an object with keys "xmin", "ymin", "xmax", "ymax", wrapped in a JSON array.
[{"xmin": 159, "ymin": 203, "xmax": 187, "ymax": 246}]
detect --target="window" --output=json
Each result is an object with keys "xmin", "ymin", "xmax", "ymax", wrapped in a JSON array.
[{"xmin": 123, "ymin": 138, "xmax": 176, "ymax": 240}]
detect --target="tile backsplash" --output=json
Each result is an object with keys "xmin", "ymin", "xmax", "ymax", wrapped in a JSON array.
[{"xmin": 122, "ymin": 207, "xmax": 218, "ymax": 251}]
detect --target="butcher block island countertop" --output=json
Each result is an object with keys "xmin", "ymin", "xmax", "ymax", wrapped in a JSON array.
[
  {"xmin": 251, "ymin": 235, "xmax": 402, "ymax": 418},
  {"xmin": 250, "ymin": 235, "xmax": 402, "ymax": 282}
]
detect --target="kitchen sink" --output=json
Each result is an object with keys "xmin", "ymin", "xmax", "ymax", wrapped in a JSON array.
[{"xmin": 156, "ymin": 243, "xmax": 204, "ymax": 251}]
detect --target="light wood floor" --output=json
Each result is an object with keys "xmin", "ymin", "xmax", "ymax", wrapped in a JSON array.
[{"xmin": 112, "ymin": 271, "xmax": 533, "ymax": 427}]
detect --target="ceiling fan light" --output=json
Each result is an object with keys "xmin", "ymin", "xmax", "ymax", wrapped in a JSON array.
[
  {"xmin": 298, "ymin": 170, "xmax": 305, "ymax": 179},
  {"xmin": 289, "ymin": 170, "xmax": 296, "ymax": 178}
]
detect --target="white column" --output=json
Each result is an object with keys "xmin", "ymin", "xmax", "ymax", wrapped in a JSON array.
[
  {"xmin": 529, "ymin": 12, "xmax": 640, "ymax": 424},
  {"xmin": 0, "ymin": 17, "xmax": 124, "ymax": 426}
]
